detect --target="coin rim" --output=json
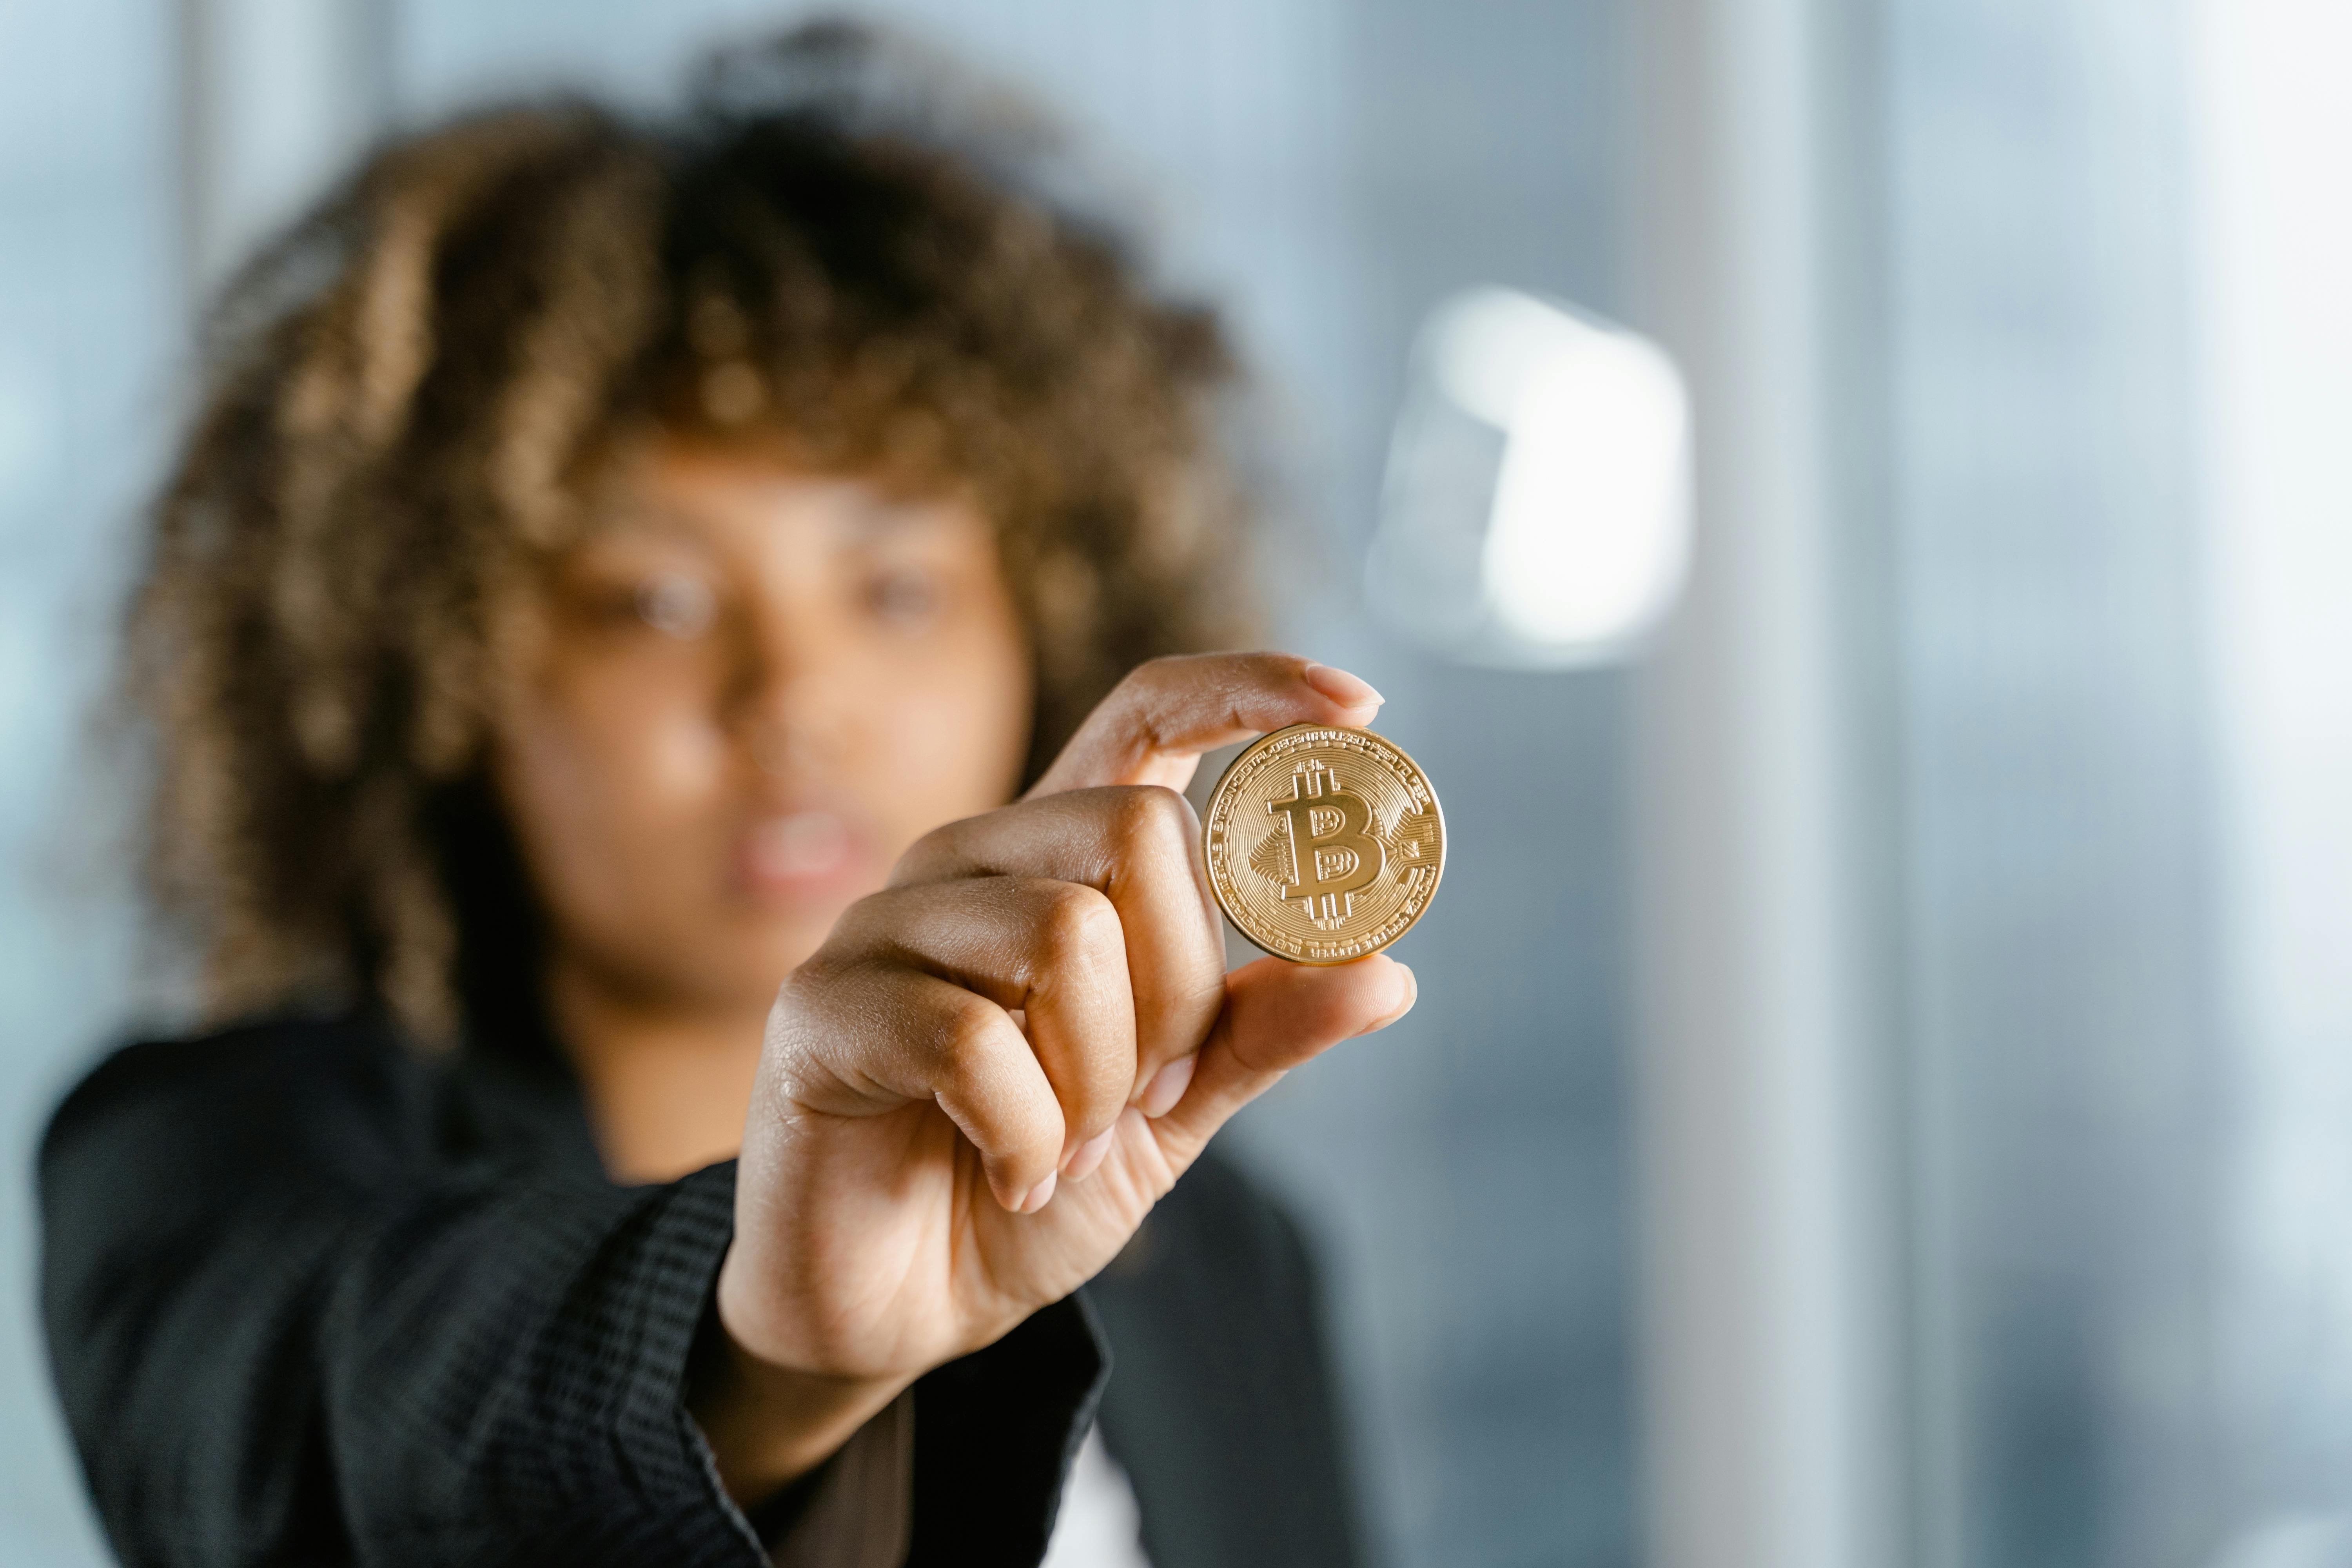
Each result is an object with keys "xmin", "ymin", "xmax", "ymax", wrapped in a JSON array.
[{"xmin": 1201, "ymin": 722, "xmax": 1446, "ymax": 965}]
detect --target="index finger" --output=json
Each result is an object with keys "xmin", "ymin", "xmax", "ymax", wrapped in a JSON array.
[{"xmin": 1025, "ymin": 653, "xmax": 1385, "ymax": 798}]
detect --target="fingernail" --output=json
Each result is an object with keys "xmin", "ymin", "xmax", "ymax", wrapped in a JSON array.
[
  {"xmin": 1303, "ymin": 662, "xmax": 1383, "ymax": 708},
  {"xmin": 1139, "ymin": 1053, "xmax": 1197, "ymax": 1118},
  {"xmin": 1018, "ymin": 1172, "xmax": 1058, "ymax": 1214},
  {"xmin": 1065, "ymin": 1125, "xmax": 1117, "ymax": 1181},
  {"xmin": 1357, "ymin": 963, "xmax": 1417, "ymax": 1036}
]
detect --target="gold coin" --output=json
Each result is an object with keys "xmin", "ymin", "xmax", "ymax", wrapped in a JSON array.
[{"xmin": 1201, "ymin": 723, "xmax": 1445, "ymax": 964}]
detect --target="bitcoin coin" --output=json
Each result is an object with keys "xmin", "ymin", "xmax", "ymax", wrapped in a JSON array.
[{"xmin": 1201, "ymin": 723, "xmax": 1445, "ymax": 964}]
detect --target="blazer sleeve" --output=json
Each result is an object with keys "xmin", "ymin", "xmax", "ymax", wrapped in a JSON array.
[
  {"xmin": 1083, "ymin": 1150, "xmax": 1365, "ymax": 1568},
  {"xmin": 38, "ymin": 1022, "xmax": 1106, "ymax": 1568}
]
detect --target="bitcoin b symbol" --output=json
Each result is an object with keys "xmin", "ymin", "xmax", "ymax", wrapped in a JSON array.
[
  {"xmin": 1204, "ymin": 722, "xmax": 1444, "ymax": 963},
  {"xmin": 1266, "ymin": 765, "xmax": 1386, "ymax": 926}
]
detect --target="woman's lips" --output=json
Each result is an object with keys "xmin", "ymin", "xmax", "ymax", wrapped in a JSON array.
[{"xmin": 737, "ymin": 809, "xmax": 869, "ymax": 899}]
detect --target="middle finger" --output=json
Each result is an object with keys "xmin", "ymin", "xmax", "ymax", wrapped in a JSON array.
[
  {"xmin": 830, "ymin": 874, "xmax": 1138, "ymax": 1164},
  {"xmin": 889, "ymin": 785, "xmax": 1225, "ymax": 1109}
]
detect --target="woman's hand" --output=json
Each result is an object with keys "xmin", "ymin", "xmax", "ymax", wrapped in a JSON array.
[{"xmin": 693, "ymin": 653, "xmax": 1416, "ymax": 1498}]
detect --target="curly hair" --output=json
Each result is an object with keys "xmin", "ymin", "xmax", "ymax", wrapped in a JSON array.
[{"xmin": 127, "ymin": 22, "xmax": 1256, "ymax": 1042}]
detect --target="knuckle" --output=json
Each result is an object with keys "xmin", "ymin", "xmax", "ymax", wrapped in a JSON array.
[
  {"xmin": 893, "ymin": 818, "xmax": 963, "ymax": 880},
  {"xmin": 772, "ymin": 965, "xmax": 821, "ymax": 1016},
  {"xmin": 832, "ymin": 886, "xmax": 901, "ymax": 938},
  {"xmin": 1108, "ymin": 783, "xmax": 1192, "ymax": 850},
  {"xmin": 930, "ymin": 991, "xmax": 1005, "ymax": 1077},
  {"xmin": 761, "ymin": 980, "xmax": 809, "ymax": 1056},
  {"xmin": 775, "ymin": 946, "xmax": 854, "ymax": 1009},
  {"xmin": 1034, "ymin": 880, "xmax": 1120, "ymax": 964}
]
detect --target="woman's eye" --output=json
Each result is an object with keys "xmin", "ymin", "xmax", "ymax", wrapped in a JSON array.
[
  {"xmin": 635, "ymin": 571, "xmax": 717, "ymax": 639},
  {"xmin": 864, "ymin": 568, "xmax": 942, "ymax": 625}
]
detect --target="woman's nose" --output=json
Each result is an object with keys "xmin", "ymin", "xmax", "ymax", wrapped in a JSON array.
[
  {"xmin": 746, "ymin": 711, "xmax": 832, "ymax": 777},
  {"xmin": 731, "ymin": 619, "xmax": 851, "ymax": 779}
]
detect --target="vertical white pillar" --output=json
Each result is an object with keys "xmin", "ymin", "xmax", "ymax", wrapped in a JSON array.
[
  {"xmin": 1624, "ymin": 0, "xmax": 1906, "ymax": 1565},
  {"xmin": 2195, "ymin": 2, "xmax": 2352, "ymax": 1558},
  {"xmin": 178, "ymin": 0, "xmax": 392, "ymax": 307}
]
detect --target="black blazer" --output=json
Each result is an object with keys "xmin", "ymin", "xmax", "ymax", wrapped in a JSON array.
[{"xmin": 38, "ymin": 1013, "xmax": 1362, "ymax": 1568}]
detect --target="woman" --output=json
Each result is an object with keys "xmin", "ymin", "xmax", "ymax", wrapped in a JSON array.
[{"xmin": 38, "ymin": 24, "xmax": 1411, "ymax": 1568}]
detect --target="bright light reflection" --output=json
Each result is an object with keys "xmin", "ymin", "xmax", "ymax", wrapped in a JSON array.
[{"xmin": 1368, "ymin": 286, "xmax": 1691, "ymax": 666}]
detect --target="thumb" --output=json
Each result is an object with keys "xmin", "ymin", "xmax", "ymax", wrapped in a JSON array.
[{"xmin": 1145, "ymin": 955, "xmax": 1416, "ymax": 1167}]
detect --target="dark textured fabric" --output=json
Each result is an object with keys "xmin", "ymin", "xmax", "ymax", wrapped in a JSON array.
[
  {"xmin": 1086, "ymin": 1152, "xmax": 1366, "ymax": 1568},
  {"xmin": 39, "ymin": 1011, "xmax": 1360, "ymax": 1568},
  {"xmin": 40, "ymin": 1016, "xmax": 764, "ymax": 1565},
  {"xmin": 908, "ymin": 1292, "xmax": 1110, "ymax": 1564}
]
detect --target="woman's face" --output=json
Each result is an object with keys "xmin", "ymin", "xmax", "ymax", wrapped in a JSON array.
[{"xmin": 492, "ymin": 440, "xmax": 1034, "ymax": 1013}]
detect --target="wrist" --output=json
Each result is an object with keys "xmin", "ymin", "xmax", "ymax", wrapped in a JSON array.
[{"xmin": 689, "ymin": 1256, "xmax": 915, "ymax": 1505}]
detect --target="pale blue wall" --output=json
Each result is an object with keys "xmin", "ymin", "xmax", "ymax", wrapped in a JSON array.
[{"xmin": 0, "ymin": 2, "xmax": 174, "ymax": 1562}]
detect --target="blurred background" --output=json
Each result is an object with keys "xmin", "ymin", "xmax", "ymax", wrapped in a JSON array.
[{"xmin": 1, "ymin": 2, "xmax": 2346, "ymax": 1566}]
